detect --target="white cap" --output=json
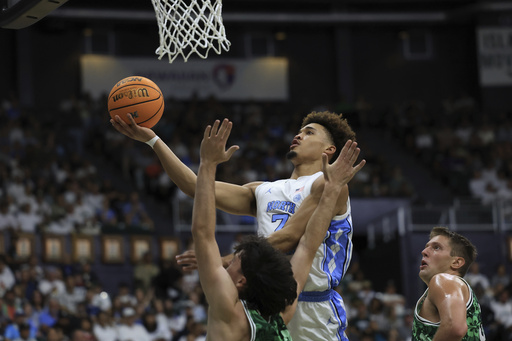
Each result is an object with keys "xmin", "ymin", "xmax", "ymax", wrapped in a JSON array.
[{"xmin": 122, "ymin": 307, "xmax": 136, "ymax": 317}]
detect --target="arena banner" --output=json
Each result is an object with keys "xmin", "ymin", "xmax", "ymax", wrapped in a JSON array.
[
  {"xmin": 477, "ymin": 27, "xmax": 512, "ymax": 86},
  {"xmin": 80, "ymin": 55, "xmax": 288, "ymax": 100}
]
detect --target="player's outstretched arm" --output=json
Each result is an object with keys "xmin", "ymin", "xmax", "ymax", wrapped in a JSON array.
[
  {"xmin": 111, "ymin": 114, "xmax": 257, "ymax": 216},
  {"xmin": 282, "ymin": 140, "xmax": 365, "ymax": 324},
  {"xmin": 192, "ymin": 119, "xmax": 242, "ymax": 319}
]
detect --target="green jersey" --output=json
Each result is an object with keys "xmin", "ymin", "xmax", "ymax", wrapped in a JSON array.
[
  {"xmin": 241, "ymin": 300, "xmax": 293, "ymax": 341},
  {"xmin": 412, "ymin": 277, "xmax": 486, "ymax": 341}
]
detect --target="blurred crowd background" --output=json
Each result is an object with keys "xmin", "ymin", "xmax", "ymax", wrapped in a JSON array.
[
  {"xmin": 1, "ymin": 0, "xmax": 512, "ymax": 339},
  {"xmin": 0, "ymin": 90, "xmax": 511, "ymax": 340}
]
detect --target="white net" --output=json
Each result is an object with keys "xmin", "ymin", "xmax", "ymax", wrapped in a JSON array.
[{"xmin": 151, "ymin": 0, "xmax": 231, "ymax": 63}]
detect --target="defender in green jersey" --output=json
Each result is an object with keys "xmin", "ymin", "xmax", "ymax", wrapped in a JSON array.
[{"xmin": 413, "ymin": 227, "xmax": 486, "ymax": 341}]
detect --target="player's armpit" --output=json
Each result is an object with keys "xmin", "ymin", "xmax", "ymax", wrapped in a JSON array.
[{"xmin": 213, "ymin": 181, "xmax": 260, "ymax": 216}]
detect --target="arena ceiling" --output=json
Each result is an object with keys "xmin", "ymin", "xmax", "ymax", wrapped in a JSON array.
[{"xmin": 1, "ymin": 0, "xmax": 511, "ymax": 29}]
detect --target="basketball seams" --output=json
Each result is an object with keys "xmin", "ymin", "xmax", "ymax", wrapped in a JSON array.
[
  {"xmin": 138, "ymin": 100, "xmax": 164, "ymax": 125},
  {"xmin": 108, "ymin": 97, "xmax": 162, "ymax": 113}
]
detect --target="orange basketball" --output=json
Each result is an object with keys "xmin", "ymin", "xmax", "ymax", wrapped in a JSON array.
[{"xmin": 108, "ymin": 76, "xmax": 164, "ymax": 128}]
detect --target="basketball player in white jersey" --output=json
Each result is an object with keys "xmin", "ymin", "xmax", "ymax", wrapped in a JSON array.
[{"xmin": 111, "ymin": 111, "xmax": 357, "ymax": 340}]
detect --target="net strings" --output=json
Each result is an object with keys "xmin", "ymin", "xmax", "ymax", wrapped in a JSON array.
[{"xmin": 151, "ymin": 0, "xmax": 231, "ymax": 63}]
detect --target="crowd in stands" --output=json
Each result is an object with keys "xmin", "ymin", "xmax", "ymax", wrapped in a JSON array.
[
  {"xmin": 0, "ymin": 244, "xmax": 509, "ymax": 340},
  {"xmin": 0, "ymin": 91, "xmax": 510, "ymax": 340},
  {"xmin": 0, "ymin": 94, "xmax": 155, "ymax": 236},
  {"xmin": 377, "ymin": 92, "xmax": 512, "ymax": 209}
]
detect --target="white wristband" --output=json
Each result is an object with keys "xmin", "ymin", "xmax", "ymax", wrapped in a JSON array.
[{"xmin": 145, "ymin": 136, "xmax": 160, "ymax": 149}]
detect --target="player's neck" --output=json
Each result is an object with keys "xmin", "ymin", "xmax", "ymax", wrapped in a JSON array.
[{"xmin": 290, "ymin": 161, "xmax": 322, "ymax": 179}]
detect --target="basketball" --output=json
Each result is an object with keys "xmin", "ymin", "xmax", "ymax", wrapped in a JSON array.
[{"xmin": 108, "ymin": 76, "xmax": 164, "ymax": 128}]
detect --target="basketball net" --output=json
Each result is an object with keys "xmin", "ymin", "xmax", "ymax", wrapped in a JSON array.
[{"xmin": 151, "ymin": 0, "xmax": 231, "ymax": 63}]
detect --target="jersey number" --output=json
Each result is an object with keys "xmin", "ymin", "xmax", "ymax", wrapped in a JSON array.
[{"xmin": 272, "ymin": 214, "xmax": 289, "ymax": 232}]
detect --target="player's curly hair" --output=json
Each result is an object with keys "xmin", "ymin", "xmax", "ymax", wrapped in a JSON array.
[
  {"xmin": 302, "ymin": 111, "xmax": 356, "ymax": 163},
  {"xmin": 234, "ymin": 235, "xmax": 297, "ymax": 319},
  {"xmin": 430, "ymin": 226, "xmax": 478, "ymax": 276}
]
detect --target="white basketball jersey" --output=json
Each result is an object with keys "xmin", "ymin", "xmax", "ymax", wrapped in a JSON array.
[{"xmin": 254, "ymin": 172, "xmax": 353, "ymax": 291}]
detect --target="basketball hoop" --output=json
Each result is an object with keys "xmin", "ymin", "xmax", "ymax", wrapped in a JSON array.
[{"xmin": 150, "ymin": 0, "xmax": 231, "ymax": 63}]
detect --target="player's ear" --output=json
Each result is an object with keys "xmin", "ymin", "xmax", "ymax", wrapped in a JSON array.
[
  {"xmin": 452, "ymin": 256, "xmax": 465, "ymax": 271},
  {"xmin": 324, "ymin": 145, "xmax": 336, "ymax": 158},
  {"xmin": 236, "ymin": 276, "xmax": 247, "ymax": 289}
]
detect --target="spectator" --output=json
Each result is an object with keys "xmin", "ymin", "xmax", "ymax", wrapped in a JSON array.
[
  {"xmin": 27, "ymin": 256, "xmax": 44, "ymax": 282},
  {"xmin": 114, "ymin": 282, "xmax": 136, "ymax": 309},
  {"xmin": 358, "ymin": 280, "xmax": 376, "ymax": 307},
  {"xmin": 476, "ymin": 120, "xmax": 496, "ymax": 146},
  {"xmin": 454, "ymin": 116, "xmax": 473, "ymax": 144},
  {"xmin": 350, "ymin": 299, "xmax": 371, "ymax": 337},
  {"xmin": 71, "ymin": 194, "xmax": 96, "ymax": 228},
  {"xmin": 45, "ymin": 326, "xmax": 66, "ymax": 341},
  {"xmin": 186, "ymin": 290, "xmax": 206, "ymax": 324},
  {"xmin": 141, "ymin": 309, "xmax": 171, "ymax": 341},
  {"xmin": 57, "ymin": 276, "xmax": 86, "ymax": 315},
  {"xmin": 386, "ymin": 327, "xmax": 404, "ymax": 341},
  {"xmin": 6, "ymin": 175, "xmax": 25, "ymax": 202},
  {"xmin": 28, "ymin": 290, "xmax": 44, "ymax": 331},
  {"xmin": 122, "ymin": 191, "xmax": 154, "ymax": 230},
  {"xmin": 117, "ymin": 307, "xmax": 150, "ymax": 341},
  {"xmin": 38, "ymin": 268, "xmax": 65, "ymax": 297},
  {"xmin": 5, "ymin": 310, "xmax": 31, "ymax": 341},
  {"xmin": 96, "ymin": 197, "xmax": 118, "ymax": 227},
  {"xmin": 133, "ymin": 252, "xmax": 159, "ymax": 292},
  {"xmin": 92, "ymin": 310, "xmax": 117, "ymax": 341},
  {"xmin": 367, "ymin": 297, "xmax": 388, "ymax": 336},
  {"xmin": 160, "ymin": 298, "xmax": 186, "ymax": 338},
  {"xmin": 45, "ymin": 204, "xmax": 78, "ymax": 235},
  {"xmin": 18, "ymin": 265, "xmax": 38, "ymax": 304},
  {"xmin": 70, "ymin": 329, "xmax": 95, "ymax": 341},
  {"xmin": 491, "ymin": 263, "xmax": 510, "ymax": 290},
  {"xmin": 2, "ymin": 289, "xmax": 19, "ymax": 322},
  {"xmin": 396, "ymin": 310, "xmax": 414, "ymax": 341},
  {"xmin": 489, "ymin": 288, "xmax": 512, "ymax": 333},
  {"xmin": 76, "ymin": 262, "xmax": 99, "ymax": 291},
  {"xmin": 0, "ymin": 255, "xmax": 16, "ymax": 297},
  {"xmin": 176, "ymin": 320, "xmax": 205, "ymax": 341},
  {"xmin": 464, "ymin": 262, "xmax": 491, "ymax": 292},
  {"xmin": 387, "ymin": 166, "xmax": 414, "ymax": 198},
  {"xmin": 375, "ymin": 280, "xmax": 406, "ymax": 317},
  {"xmin": 12, "ymin": 323, "xmax": 36, "ymax": 341},
  {"xmin": 0, "ymin": 200, "xmax": 19, "ymax": 232},
  {"xmin": 38, "ymin": 298, "xmax": 62, "ymax": 335},
  {"xmin": 83, "ymin": 182, "xmax": 104, "ymax": 213},
  {"xmin": 134, "ymin": 287, "xmax": 153, "ymax": 316},
  {"xmin": 17, "ymin": 203, "xmax": 43, "ymax": 234},
  {"xmin": 76, "ymin": 317, "xmax": 95, "ymax": 340},
  {"xmin": 89, "ymin": 283, "xmax": 112, "ymax": 313}
]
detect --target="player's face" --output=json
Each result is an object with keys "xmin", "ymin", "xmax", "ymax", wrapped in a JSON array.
[
  {"xmin": 419, "ymin": 235, "xmax": 457, "ymax": 283},
  {"xmin": 288, "ymin": 123, "xmax": 334, "ymax": 162}
]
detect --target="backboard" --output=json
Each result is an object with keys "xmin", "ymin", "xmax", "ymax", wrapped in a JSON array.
[{"xmin": 0, "ymin": 0, "xmax": 68, "ymax": 29}]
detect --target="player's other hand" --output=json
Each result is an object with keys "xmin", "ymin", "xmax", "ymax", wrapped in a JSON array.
[
  {"xmin": 176, "ymin": 250, "xmax": 198, "ymax": 272},
  {"xmin": 322, "ymin": 140, "xmax": 366, "ymax": 188},
  {"xmin": 199, "ymin": 119, "xmax": 239, "ymax": 166}
]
